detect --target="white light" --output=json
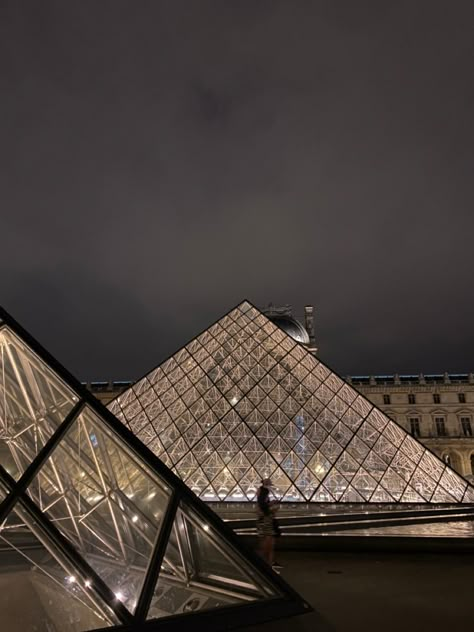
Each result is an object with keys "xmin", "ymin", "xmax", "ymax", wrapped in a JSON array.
[
  {"xmin": 86, "ymin": 494, "xmax": 103, "ymax": 503},
  {"xmin": 147, "ymin": 491, "xmax": 156, "ymax": 500},
  {"xmin": 132, "ymin": 515, "xmax": 138, "ymax": 523},
  {"xmin": 85, "ymin": 580, "xmax": 92, "ymax": 588},
  {"xmin": 115, "ymin": 591, "xmax": 125, "ymax": 602},
  {"xmin": 203, "ymin": 524, "xmax": 210, "ymax": 532},
  {"xmin": 67, "ymin": 575, "xmax": 76, "ymax": 584},
  {"xmin": 230, "ymin": 396, "xmax": 238, "ymax": 406}
]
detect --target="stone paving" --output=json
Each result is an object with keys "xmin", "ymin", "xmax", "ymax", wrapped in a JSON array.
[{"xmin": 244, "ymin": 550, "xmax": 473, "ymax": 632}]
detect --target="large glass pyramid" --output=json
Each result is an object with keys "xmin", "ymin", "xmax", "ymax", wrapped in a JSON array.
[
  {"xmin": 109, "ymin": 301, "xmax": 474, "ymax": 504},
  {"xmin": 0, "ymin": 307, "xmax": 309, "ymax": 632}
]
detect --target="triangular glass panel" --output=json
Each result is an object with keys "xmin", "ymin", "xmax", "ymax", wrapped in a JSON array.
[
  {"xmin": 431, "ymin": 485, "xmax": 458, "ymax": 503},
  {"xmin": 253, "ymin": 452, "xmax": 278, "ymax": 479},
  {"xmin": 227, "ymin": 452, "xmax": 252, "ymax": 480},
  {"xmin": 0, "ymin": 328, "xmax": 77, "ymax": 480},
  {"xmin": 323, "ymin": 469, "xmax": 350, "ymax": 500},
  {"xmin": 294, "ymin": 435, "xmax": 317, "ymax": 464},
  {"xmin": 401, "ymin": 486, "xmax": 426, "ymax": 503},
  {"xmin": 26, "ymin": 406, "xmax": 172, "ymax": 613},
  {"xmin": 201, "ymin": 484, "xmax": 219, "ymax": 501},
  {"xmin": 239, "ymin": 467, "xmax": 261, "ymax": 499},
  {"xmin": 212, "ymin": 469, "xmax": 238, "ymax": 500},
  {"xmin": 351, "ymin": 468, "xmax": 378, "ymax": 501},
  {"xmin": 174, "ymin": 452, "xmax": 199, "ymax": 481},
  {"xmin": 157, "ymin": 504, "xmax": 276, "ymax": 618},
  {"xmin": 345, "ymin": 435, "xmax": 371, "ymax": 464},
  {"xmin": 312, "ymin": 485, "xmax": 336, "ymax": 502},
  {"xmin": 256, "ymin": 421, "xmax": 278, "ymax": 447},
  {"xmin": 294, "ymin": 467, "xmax": 320, "ymax": 500},
  {"xmin": 281, "ymin": 451, "xmax": 305, "ymax": 480},
  {"xmin": 168, "ymin": 437, "xmax": 190, "ymax": 465},
  {"xmin": 371, "ymin": 485, "xmax": 396, "ymax": 502},
  {"xmin": 0, "ymin": 506, "xmax": 117, "ymax": 630},
  {"xmin": 307, "ymin": 451, "xmax": 332, "ymax": 481},
  {"xmin": 339, "ymin": 485, "xmax": 366, "ymax": 503},
  {"xmin": 201, "ymin": 453, "xmax": 226, "ymax": 482}
]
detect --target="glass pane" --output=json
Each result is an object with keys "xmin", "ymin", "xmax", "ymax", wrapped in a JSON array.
[
  {"xmin": 0, "ymin": 443, "xmax": 19, "ymax": 479},
  {"xmin": 27, "ymin": 406, "xmax": 171, "ymax": 613},
  {"xmin": 0, "ymin": 328, "xmax": 77, "ymax": 479},
  {"xmin": 0, "ymin": 481, "xmax": 7, "ymax": 503},
  {"xmin": 0, "ymin": 505, "xmax": 116, "ymax": 631},
  {"xmin": 147, "ymin": 502, "xmax": 278, "ymax": 620}
]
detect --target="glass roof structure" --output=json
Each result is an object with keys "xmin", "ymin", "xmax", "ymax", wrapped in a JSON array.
[
  {"xmin": 0, "ymin": 307, "xmax": 309, "ymax": 632},
  {"xmin": 109, "ymin": 301, "xmax": 474, "ymax": 505}
]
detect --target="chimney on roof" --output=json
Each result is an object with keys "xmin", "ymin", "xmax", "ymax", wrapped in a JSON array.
[{"xmin": 304, "ymin": 305, "xmax": 317, "ymax": 355}]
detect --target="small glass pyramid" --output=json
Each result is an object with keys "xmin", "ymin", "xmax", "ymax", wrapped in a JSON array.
[
  {"xmin": 0, "ymin": 308, "xmax": 309, "ymax": 631},
  {"xmin": 109, "ymin": 301, "xmax": 474, "ymax": 504}
]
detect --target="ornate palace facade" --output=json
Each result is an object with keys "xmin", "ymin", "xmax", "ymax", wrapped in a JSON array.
[{"xmin": 351, "ymin": 373, "xmax": 474, "ymax": 480}]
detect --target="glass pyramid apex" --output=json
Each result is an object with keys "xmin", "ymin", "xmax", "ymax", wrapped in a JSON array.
[
  {"xmin": 110, "ymin": 300, "xmax": 474, "ymax": 505},
  {"xmin": 0, "ymin": 306, "xmax": 310, "ymax": 631}
]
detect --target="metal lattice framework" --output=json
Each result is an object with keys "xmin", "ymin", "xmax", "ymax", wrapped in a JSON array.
[
  {"xmin": 109, "ymin": 301, "xmax": 474, "ymax": 504},
  {"xmin": 0, "ymin": 307, "xmax": 309, "ymax": 632}
]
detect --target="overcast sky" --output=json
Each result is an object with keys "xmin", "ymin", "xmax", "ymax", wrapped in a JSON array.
[{"xmin": 1, "ymin": 1, "xmax": 474, "ymax": 381}]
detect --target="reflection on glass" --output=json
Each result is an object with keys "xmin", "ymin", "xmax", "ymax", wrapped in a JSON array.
[
  {"xmin": 0, "ymin": 328, "xmax": 76, "ymax": 479},
  {"xmin": 27, "ymin": 406, "xmax": 171, "ymax": 613},
  {"xmin": 148, "ymin": 501, "xmax": 278, "ymax": 620},
  {"xmin": 0, "ymin": 506, "xmax": 115, "ymax": 631}
]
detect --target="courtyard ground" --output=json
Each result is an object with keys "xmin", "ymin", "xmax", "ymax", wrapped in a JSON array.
[{"xmin": 245, "ymin": 550, "xmax": 473, "ymax": 632}]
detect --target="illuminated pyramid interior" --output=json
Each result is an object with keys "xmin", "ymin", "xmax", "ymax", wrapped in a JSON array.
[
  {"xmin": 0, "ymin": 308, "xmax": 307, "ymax": 631},
  {"xmin": 109, "ymin": 301, "xmax": 474, "ymax": 504}
]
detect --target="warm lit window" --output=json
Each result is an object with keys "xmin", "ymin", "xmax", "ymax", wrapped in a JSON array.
[
  {"xmin": 458, "ymin": 393, "xmax": 466, "ymax": 404},
  {"xmin": 408, "ymin": 394, "xmax": 416, "ymax": 405},
  {"xmin": 435, "ymin": 417, "xmax": 446, "ymax": 436},
  {"xmin": 461, "ymin": 417, "xmax": 472, "ymax": 437},
  {"xmin": 409, "ymin": 418, "xmax": 420, "ymax": 437},
  {"xmin": 383, "ymin": 394, "xmax": 391, "ymax": 405},
  {"xmin": 433, "ymin": 393, "xmax": 440, "ymax": 404}
]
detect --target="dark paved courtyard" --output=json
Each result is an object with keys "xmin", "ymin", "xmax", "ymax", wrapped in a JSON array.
[{"xmin": 245, "ymin": 550, "xmax": 473, "ymax": 632}]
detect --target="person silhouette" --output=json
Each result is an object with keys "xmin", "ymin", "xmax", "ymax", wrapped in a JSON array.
[{"xmin": 256, "ymin": 478, "xmax": 281, "ymax": 570}]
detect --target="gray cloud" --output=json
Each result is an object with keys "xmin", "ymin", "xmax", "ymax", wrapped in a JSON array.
[{"xmin": 1, "ymin": 1, "xmax": 474, "ymax": 379}]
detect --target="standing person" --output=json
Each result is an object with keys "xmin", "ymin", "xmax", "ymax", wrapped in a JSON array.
[{"xmin": 256, "ymin": 478, "xmax": 282, "ymax": 570}]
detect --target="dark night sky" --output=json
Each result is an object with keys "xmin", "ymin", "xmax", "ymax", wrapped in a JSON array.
[{"xmin": 1, "ymin": 1, "xmax": 474, "ymax": 381}]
